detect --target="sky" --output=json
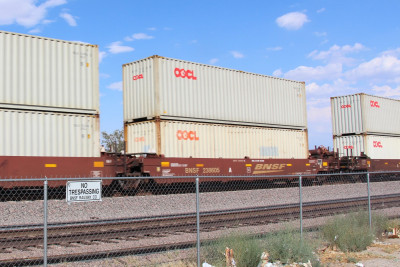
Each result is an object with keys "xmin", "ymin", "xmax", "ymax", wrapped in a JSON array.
[{"xmin": 1, "ymin": 0, "xmax": 400, "ymax": 149}]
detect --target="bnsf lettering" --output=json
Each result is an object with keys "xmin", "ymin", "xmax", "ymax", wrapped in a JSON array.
[
  {"xmin": 133, "ymin": 74, "xmax": 144, "ymax": 80},
  {"xmin": 341, "ymin": 104, "xmax": 351, "ymax": 108},
  {"xmin": 254, "ymin": 164, "xmax": 286, "ymax": 170},
  {"xmin": 373, "ymin": 141, "xmax": 383, "ymax": 148},
  {"xmin": 344, "ymin": 145, "xmax": 354, "ymax": 149},
  {"xmin": 185, "ymin": 168, "xmax": 199, "ymax": 174},
  {"xmin": 174, "ymin": 68, "xmax": 197, "ymax": 80},
  {"xmin": 370, "ymin": 100, "xmax": 380, "ymax": 108},
  {"xmin": 176, "ymin": 130, "xmax": 199, "ymax": 141}
]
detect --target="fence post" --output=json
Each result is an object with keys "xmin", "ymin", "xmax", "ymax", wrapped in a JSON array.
[
  {"xmin": 44, "ymin": 177, "xmax": 48, "ymax": 267},
  {"xmin": 367, "ymin": 172, "xmax": 372, "ymax": 230},
  {"xmin": 299, "ymin": 175, "xmax": 303, "ymax": 239},
  {"xmin": 196, "ymin": 176, "xmax": 201, "ymax": 267}
]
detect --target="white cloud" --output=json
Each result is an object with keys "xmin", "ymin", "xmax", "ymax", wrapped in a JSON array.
[
  {"xmin": 317, "ymin": 8, "xmax": 326, "ymax": 13},
  {"xmin": 306, "ymin": 79, "xmax": 355, "ymax": 96},
  {"xmin": 276, "ymin": 12, "xmax": 310, "ymax": 30},
  {"xmin": 147, "ymin": 27, "xmax": 157, "ymax": 31},
  {"xmin": 42, "ymin": 19, "xmax": 55, "ymax": 24},
  {"xmin": 99, "ymin": 51, "xmax": 107, "ymax": 63},
  {"xmin": 107, "ymin": 41, "xmax": 134, "ymax": 54},
  {"xmin": 28, "ymin": 27, "xmax": 41, "ymax": 34},
  {"xmin": 372, "ymin": 85, "xmax": 400, "ymax": 99},
  {"xmin": 107, "ymin": 81, "xmax": 122, "ymax": 91},
  {"xmin": 266, "ymin": 46, "xmax": 283, "ymax": 51},
  {"xmin": 231, "ymin": 51, "xmax": 244, "ymax": 58},
  {"xmin": 272, "ymin": 69, "xmax": 283, "ymax": 77},
  {"xmin": 314, "ymin": 32, "xmax": 327, "ymax": 37},
  {"xmin": 284, "ymin": 63, "xmax": 342, "ymax": 82},
  {"xmin": 307, "ymin": 105, "xmax": 331, "ymax": 124},
  {"xmin": 209, "ymin": 58, "xmax": 219, "ymax": 64},
  {"xmin": 346, "ymin": 55, "xmax": 400, "ymax": 83},
  {"xmin": 100, "ymin": 73, "xmax": 110, "ymax": 79},
  {"xmin": 0, "ymin": 0, "xmax": 66, "ymax": 27},
  {"xmin": 60, "ymin": 12, "xmax": 77, "ymax": 26},
  {"xmin": 125, "ymin": 33, "xmax": 154, "ymax": 41},
  {"xmin": 308, "ymin": 43, "xmax": 366, "ymax": 65},
  {"xmin": 381, "ymin": 47, "xmax": 400, "ymax": 57}
]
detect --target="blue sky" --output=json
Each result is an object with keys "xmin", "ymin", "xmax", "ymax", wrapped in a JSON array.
[{"xmin": 1, "ymin": 0, "xmax": 400, "ymax": 148}]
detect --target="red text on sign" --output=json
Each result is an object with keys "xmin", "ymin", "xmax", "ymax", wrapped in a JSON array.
[
  {"xmin": 370, "ymin": 100, "xmax": 380, "ymax": 108},
  {"xmin": 176, "ymin": 130, "xmax": 199, "ymax": 141},
  {"xmin": 373, "ymin": 141, "xmax": 383, "ymax": 148},
  {"xmin": 133, "ymin": 74, "xmax": 144, "ymax": 80},
  {"xmin": 134, "ymin": 137, "xmax": 145, "ymax": 142},
  {"xmin": 174, "ymin": 68, "xmax": 197, "ymax": 80}
]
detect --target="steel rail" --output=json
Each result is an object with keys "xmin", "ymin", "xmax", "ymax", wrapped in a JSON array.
[{"xmin": 1, "ymin": 193, "xmax": 400, "ymax": 265}]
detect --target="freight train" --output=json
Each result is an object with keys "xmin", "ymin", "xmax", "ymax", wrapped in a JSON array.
[
  {"xmin": 1, "ymin": 145, "xmax": 399, "ymax": 191},
  {"xmin": 1, "ymin": 31, "xmax": 399, "ymax": 192}
]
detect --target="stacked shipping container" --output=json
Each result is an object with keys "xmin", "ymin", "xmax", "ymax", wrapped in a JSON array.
[
  {"xmin": 0, "ymin": 31, "xmax": 100, "ymax": 157},
  {"xmin": 123, "ymin": 55, "xmax": 308, "ymax": 159},
  {"xmin": 331, "ymin": 93, "xmax": 400, "ymax": 159}
]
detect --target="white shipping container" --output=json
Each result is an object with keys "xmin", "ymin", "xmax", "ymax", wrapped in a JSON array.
[
  {"xmin": 333, "ymin": 134, "xmax": 400, "ymax": 159},
  {"xmin": 0, "ymin": 31, "xmax": 99, "ymax": 113},
  {"xmin": 331, "ymin": 93, "xmax": 400, "ymax": 136},
  {"xmin": 0, "ymin": 109, "xmax": 100, "ymax": 157},
  {"xmin": 123, "ymin": 55, "xmax": 307, "ymax": 129},
  {"xmin": 126, "ymin": 120, "xmax": 308, "ymax": 159}
]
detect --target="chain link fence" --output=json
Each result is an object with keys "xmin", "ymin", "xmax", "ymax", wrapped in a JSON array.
[{"xmin": 1, "ymin": 171, "xmax": 400, "ymax": 266}]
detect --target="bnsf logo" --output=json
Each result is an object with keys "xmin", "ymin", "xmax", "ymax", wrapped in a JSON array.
[
  {"xmin": 174, "ymin": 68, "xmax": 197, "ymax": 80},
  {"xmin": 341, "ymin": 104, "xmax": 351, "ymax": 108},
  {"xmin": 373, "ymin": 141, "xmax": 383, "ymax": 148},
  {"xmin": 370, "ymin": 100, "xmax": 380, "ymax": 108},
  {"xmin": 176, "ymin": 130, "xmax": 199, "ymax": 141},
  {"xmin": 133, "ymin": 74, "xmax": 143, "ymax": 80},
  {"xmin": 344, "ymin": 145, "xmax": 354, "ymax": 149},
  {"xmin": 255, "ymin": 164, "xmax": 286, "ymax": 170}
]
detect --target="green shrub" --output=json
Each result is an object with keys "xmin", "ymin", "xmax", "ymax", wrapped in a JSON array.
[
  {"xmin": 263, "ymin": 227, "xmax": 319, "ymax": 266},
  {"xmin": 201, "ymin": 233, "xmax": 263, "ymax": 267},
  {"xmin": 322, "ymin": 211, "xmax": 388, "ymax": 252}
]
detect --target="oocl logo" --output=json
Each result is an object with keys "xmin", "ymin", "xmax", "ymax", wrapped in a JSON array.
[
  {"xmin": 341, "ymin": 104, "xmax": 351, "ymax": 109},
  {"xmin": 174, "ymin": 68, "xmax": 197, "ymax": 80},
  {"xmin": 176, "ymin": 130, "xmax": 199, "ymax": 141},
  {"xmin": 370, "ymin": 100, "xmax": 380, "ymax": 108},
  {"xmin": 133, "ymin": 74, "xmax": 143, "ymax": 80},
  {"xmin": 373, "ymin": 141, "xmax": 383, "ymax": 148}
]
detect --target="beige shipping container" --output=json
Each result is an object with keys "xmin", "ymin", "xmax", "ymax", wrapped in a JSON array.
[
  {"xmin": 123, "ymin": 55, "xmax": 307, "ymax": 129},
  {"xmin": 0, "ymin": 109, "xmax": 100, "ymax": 157},
  {"xmin": 333, "ymin": 134, "xmax": 400, "ymax": 159},
  {"xmin": 125, "ymin": 120, "xmax": 308, "ymax": 159},
  {"xmin": 331, "ymin": 93, "xmax": 400, "ymax": 136},
  {"xmin": 0, "ymin": 31, "xmax": 99, "ymax": 113}
]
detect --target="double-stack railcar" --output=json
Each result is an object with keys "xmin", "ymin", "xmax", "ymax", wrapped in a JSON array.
[{"xmin": 1, "ymin": 31, "xmax": 399, "ymax": 192}]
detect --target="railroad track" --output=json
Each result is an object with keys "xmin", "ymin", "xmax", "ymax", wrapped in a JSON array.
[{"xmin": 1, "ymin": 193, "xmax": 400, "ymax": 266}]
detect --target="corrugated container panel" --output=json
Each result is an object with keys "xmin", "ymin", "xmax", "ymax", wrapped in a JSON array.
[
  {"xmin": 0, "ymin": 109, "xmax": 100, "ymax": 157},
  {"xmin": 123, "ymin": 55, "xmax": 307, "ymax": 129},
  {"xmin": 0, "ymin": 31, "xmax": 99, "ymax": 113},
  {"xmin": 126, "ymin": 120, "xmax": 308, "ymax": 159},
  {"xmin": 333, "ymin": 134, "xmax": 400, "ymax": 159},
  {"xmin": 331, "ymin": 93, "xmax": 400, "ymax": 136}
]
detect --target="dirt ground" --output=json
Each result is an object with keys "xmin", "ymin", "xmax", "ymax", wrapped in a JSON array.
[
  {"xmin": 319, "ymin": 237, "xmax": 400, "ymax": 267},
  {"xmin": 50, "ymin": 237, "xmax": 400, "ymax": 266}
]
